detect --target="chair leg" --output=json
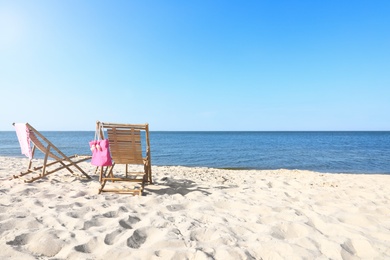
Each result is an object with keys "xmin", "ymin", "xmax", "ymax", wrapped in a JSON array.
[
  {"xmin": 108, "ymin": 164, "xmax": 115, "ymax": 181},
  {"xmin": 98, "ymin": 167, "xmax": 102, "ymax": 182},
  {"xmin": 12, "ymin": 168, "xmax": 33, "ymax": 180},
  {"xmin": 98, "ymin": 180, "xmax": 107, "ymax": 194},
  {"xmin": 41, "ymin": 145, "xmax": 51, "ymax": 177},
  {"xmin": 142, "ymin": 173, "xmax": 147, "ymax": 192},
  {"xmin": 67, "ymin": 160, "xmax": 91, "ymax": 179},
  {"xmin": 143, "ymin": 161, "xmax": 152, "ymax": 184}
]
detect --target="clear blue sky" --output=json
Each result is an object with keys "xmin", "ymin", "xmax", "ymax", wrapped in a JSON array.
[{"xmin": 1, "ymin": 0, "xmax": 389, "ymax": 131}]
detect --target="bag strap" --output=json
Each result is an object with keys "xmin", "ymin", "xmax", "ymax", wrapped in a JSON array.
[
  {"xmin": 95, "ymin": 122, "xmax": 108, "ymax": 141},
  {"xmin": 94, "ymin": 122, "xmax": 101, "ymax": 141}
]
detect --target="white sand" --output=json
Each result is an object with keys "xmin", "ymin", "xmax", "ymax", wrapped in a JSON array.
[{"xmin": 0, "ymin": 156, "xmax": 389, "ymax": 259}]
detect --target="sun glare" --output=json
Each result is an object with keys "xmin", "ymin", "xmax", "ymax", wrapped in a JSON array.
[{"xmin": 0, "ymin": 8, "xmax": 24, "ymax": 49}]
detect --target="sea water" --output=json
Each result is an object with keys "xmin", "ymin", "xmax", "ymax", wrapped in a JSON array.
[{"xmin": 1, "ymin": 131, "xmax": 389, "ymax": 174}]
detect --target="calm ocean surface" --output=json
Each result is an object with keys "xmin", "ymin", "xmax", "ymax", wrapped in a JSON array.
[{"xmin": 0, "ymin": 131, "xmax": 389, "ymax": 174}]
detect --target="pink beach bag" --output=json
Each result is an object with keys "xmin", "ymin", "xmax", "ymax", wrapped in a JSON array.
[{"xmin": 90, "ymin": 123, "xmax": 112, "ymax": 167}]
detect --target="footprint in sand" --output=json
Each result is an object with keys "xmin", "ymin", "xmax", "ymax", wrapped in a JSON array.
[
  {"xmin": 102, "ymin": 206, "xmax": 130, "ymax": 218},
  {"xmin": 118, "ymin": 206, "xmax": 129, "ymax": 213},
  {"xmin": 104, "ymin": 229, "xmax": 123, "ymax": 245},
  {"xmin": 20, "ymin": 187, "xmax": 39, "ymax": 196},
  {"xmin": 127, "ymin": 229, "xmax": 147, "ymax": 249},
  {"xmin": 66, "ymin": 211, "xmax": 81, "ymax": 219},
  {"xmin": 70, "ymin": 191, "xmax": 87, "ymax": 198},
  {"xmin": 0, "ymin": 204, "xmax": 9, "ymax": 213},
  {"xmin": 74, "ymin": 237, "xmax": 99, "ymax": 253},
  {"xmin": 1, "ymin": 220, "xmax": 15, "ymax": 235},
  {"xmin": 119, "ymin": 215, "xmax": 141, "ymax": 229},
  {"xmin": 74, "ymin": 202, "xmax": 83, "ymax": 207},
  {"xmin": 103, "ymin": 211, "xmax": 118, "ymax": 218},
  {"xmin": 166, "ymin": 204, "xmax": 186, "ymax": 212},
  {"xmin": 82, "ymin": 217, "xmax": 102, "ymax": 230},
  {"xmin": 6, "ymin": 233, "xmax": 29, "ymax": 246},
  {"xmin": 66, "ymin": 207, "xmax": 90, "ymax": 219},
  {"xmin": 7, "ymin": 231, "xmax": 64, "ymax": 257},
  {"xmin": 341, "ymin": 238, "xmax": 378, "ymax": 258},
  {"xmin": 1, "ymin": 218, "xmax": 41, "ymax": 236}
]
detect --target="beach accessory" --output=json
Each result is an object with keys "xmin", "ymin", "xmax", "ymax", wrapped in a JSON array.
[
  {"xmin": 90, "ymin": 122, "xmax": 112, "ymax": 166},
  {"xmin": 13, "ymin": 123, "xmax": 33, "ymax": 159}
]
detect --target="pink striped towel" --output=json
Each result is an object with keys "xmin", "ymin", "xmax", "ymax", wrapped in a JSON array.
[{"xmin": 14, "ymin": 123, "xmax": 32, "ymax": 159}]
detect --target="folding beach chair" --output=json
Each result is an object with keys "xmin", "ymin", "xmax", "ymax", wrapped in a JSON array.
[
  {"xmin": 97, "ymin": 121, "xmax": 152, "ymax": 195},
  {"xmin": 12, "ymin": 123, "xmax": 91, "ymax": 183}
]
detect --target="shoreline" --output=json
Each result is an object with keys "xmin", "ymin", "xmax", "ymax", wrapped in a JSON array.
[
  {"xmin": 1, "ymin": 156, "xmax": 389, "ymax": 175},
  {"xmin": 1, "ymin": 157, "xmax": 390, "ymax": 259}
]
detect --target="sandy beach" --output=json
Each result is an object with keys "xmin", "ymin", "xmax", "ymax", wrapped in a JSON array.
[{"xmin": 0, "ymin": 156, "xmax": 389, "ymax": 259}]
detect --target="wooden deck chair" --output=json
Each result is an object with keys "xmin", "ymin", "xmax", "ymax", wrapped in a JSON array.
[
  {"xmin": 12, "ymin": 123, "xmax": 91, "ymax": 183},
  {"xmin": 97, "ymin": 121, "xmax": 152, "ymax": 195}
]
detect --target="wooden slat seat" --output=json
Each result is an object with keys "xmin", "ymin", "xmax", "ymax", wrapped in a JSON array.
[{"xmin": 97, "ymin": 121, "xmax": 152, "ymax": 195}]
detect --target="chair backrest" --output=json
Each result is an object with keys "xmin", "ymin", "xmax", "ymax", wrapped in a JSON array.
[
  {"xmin": 99, "ymin": 122, "xmax": 150, "ymax": 165},
  {"xmin": 26, "ymin": 123, "xmax": 65, "ymax": 161}
]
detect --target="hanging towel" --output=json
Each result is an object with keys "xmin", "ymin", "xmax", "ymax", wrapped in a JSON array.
[{"xmin": 14, "ymin": 123, "xmax": 32, "ymax": 159}]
